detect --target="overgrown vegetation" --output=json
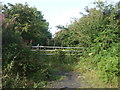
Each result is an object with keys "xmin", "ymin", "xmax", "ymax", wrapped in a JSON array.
[
  {"xmin": 54, "ymin": 1, "xmax": 119, "ymax": 88},
  {"xmin": 2, "ymin": 3, "xmax": 53, "ymax": 88},
  {"xmin": 1, "ymin": 1, "xmax": 119, "ymax": 88},
  {"xmin": 1, "ymin": 3, "xmax": 79, "ymax": 88}
]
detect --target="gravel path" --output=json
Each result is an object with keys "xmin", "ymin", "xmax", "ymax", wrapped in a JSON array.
[{"xmin": 49, "ymin": 70, "xmax": 92, "ymax": 88}]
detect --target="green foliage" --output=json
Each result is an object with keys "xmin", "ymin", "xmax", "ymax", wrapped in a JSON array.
[
  {"xmin": 2, "ymin": 3, "xmax": 52, "ymax": 88},
  {"xmin": 2, "ymin": 3, "xmax": 52, "ymax": 45},
  {"xmin": 54, "ymin": 1, "xmax": 119, "ymax": 87},
  {"xmin": 2, "ymin": 1, "xmax": 119, "ymax": 88}
]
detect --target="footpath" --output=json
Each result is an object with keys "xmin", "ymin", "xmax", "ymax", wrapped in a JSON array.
[{"xmin": 49, "ymin": 70, "xmax": 92, "ymax": 88}]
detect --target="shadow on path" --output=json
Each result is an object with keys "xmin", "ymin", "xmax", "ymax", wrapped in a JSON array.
[{"xmin": 49, "ymin": 70, "xmax": 92, "ymax": 88}]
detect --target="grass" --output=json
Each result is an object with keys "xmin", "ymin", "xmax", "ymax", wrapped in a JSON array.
[
  {"xmin": 38, "ymin": 53, "xmax": 82, "ymax": 88},
  {"xmin": 75, "ymin": 56, "xmax": 118, "ymax": 88},
  {"xmin": 5, "ymin": 49, "xmax": 117, "ymax": 88}
]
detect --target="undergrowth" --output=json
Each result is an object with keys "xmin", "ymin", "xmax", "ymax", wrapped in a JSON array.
[
  {"xmin": 2, "ymin": 46, "xmax": 79, "ymax": 88},
  {"xmin": 75, "ymin": 46, "xmax": 119, "ymax": 88}
]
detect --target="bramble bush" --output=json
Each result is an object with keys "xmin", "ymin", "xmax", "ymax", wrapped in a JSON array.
[{"xmin": 54, "ymin": 1, "xmax": 119, "ymax": 87}]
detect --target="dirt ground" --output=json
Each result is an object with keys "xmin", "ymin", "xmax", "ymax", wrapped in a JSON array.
[{"xmin": 49, "ymin": 70, "xmax": 92, "ymax": 88}]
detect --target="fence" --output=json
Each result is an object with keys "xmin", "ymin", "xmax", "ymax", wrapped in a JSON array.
[{"xmin": 31, "ymin": 45, "xmax": 84, "ymax": 55}]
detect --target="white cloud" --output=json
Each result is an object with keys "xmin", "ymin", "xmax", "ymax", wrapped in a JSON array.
[
  {"xmin": 1, "ymin": 0, "xmax": 119, "ymax": 35},
  {"xmin": 48, "ymin": 9, "xmax": 82, "ymax": 35}
]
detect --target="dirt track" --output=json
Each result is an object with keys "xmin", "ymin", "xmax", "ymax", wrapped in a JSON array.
[{"xmin": 49, "ymin": 70, "xmax": 92, "ymax": 88}]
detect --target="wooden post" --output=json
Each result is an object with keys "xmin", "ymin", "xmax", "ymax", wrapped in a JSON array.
[{"xmin": 37, "ymin": 44, "xmax": 39, "ymax": 50}]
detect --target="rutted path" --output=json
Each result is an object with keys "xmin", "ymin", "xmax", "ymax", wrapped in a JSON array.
[{"xmin": 48, "ymin": 70, "xmax": 92, "ymax": 88}]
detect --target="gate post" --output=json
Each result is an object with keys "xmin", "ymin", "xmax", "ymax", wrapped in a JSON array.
[{"xmin": 37, "ymin": 44, "xmax": 39, "ymax": 50}]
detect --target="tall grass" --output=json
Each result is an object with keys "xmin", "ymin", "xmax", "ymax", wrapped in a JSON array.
[
  {"xmin": 2, "ymin": 47, "xmax": 80, "ymax": 88},
  {"xmin": 75, "ymin": 50, "xmax": 118, "ymax": 88}
]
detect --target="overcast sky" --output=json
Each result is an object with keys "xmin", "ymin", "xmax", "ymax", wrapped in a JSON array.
[{"xmin": 1, "ymin": 0, "xmax": 119, "ymax": 35}]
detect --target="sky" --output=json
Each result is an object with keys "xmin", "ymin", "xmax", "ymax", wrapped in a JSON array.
[{"xmin": 0, "ymin": 0, "xmax": 119, "ymax": 35}]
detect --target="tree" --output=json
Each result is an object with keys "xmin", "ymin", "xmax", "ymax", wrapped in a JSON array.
[
  {"xmin": 54, "ymin": 1, "xmax": 119, "ymax": 86},
  {"xmin": 2, "ymin": 3, "xmax": 52, "ymax": 45},
  {"xmin": 2, "ymin": 3, "xmax": 52, "ymax": 88}
]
